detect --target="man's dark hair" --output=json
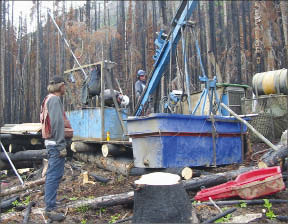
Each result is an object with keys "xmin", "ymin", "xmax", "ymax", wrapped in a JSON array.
[{"xmin": 47, "ymin": 76, "xmax": 65, "ymax": 93}]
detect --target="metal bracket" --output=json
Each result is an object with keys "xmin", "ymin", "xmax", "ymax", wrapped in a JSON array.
[
  {"xmin": 104, "ymin": 64, "xmax": 127, "ymax": 136},
  {"xmin": 192, "ymin": 76, "xmax": 222, "ymax": 115}
]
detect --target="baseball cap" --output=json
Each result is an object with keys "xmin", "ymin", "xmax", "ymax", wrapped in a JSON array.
[
  {"xmin": 49, "ymin": 76, "xmax": 66, "ymax": 84},
  {"xmin": 137, "ymin": 70, "xmax": 146, "ymax": 76}
]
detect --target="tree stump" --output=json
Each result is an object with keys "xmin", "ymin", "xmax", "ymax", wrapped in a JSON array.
[
  {"xmin": 101, "ymin": 144, "xmax": 129, "ymax": 157},
  {"xmin": 132, "ymin": 172, "xmax": 192, "ymax": 223}
]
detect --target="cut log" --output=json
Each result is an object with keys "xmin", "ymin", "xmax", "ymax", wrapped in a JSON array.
[
  {"xmin": 0, "ymin": 149, "xmax": 48, "ymax": 162},
  {"xmin": 129, "ymin": 167, "xmax": 204, "ymax": 179},
  {"xmin": 0, "ymin": 134, "xmax": 13, "ymax": 145},
  {"xmin": 0, "ymin": 177, "xmax": 45, "ymax": 197},
  {"xmin": 183, "ymin": 166, "xmax": 255, "ymax": 191},
  {"xmin": 0, "ymin": 159, "xmax": 37, "ymax": 170},
  {"xmin": 0, "ymin": 195, "xmax": 19, "ymax": 211},
  {"xmin": 71, "ymin": 142, "xmax": 100, "ymax": 153},
  {"xmin": 30, "ymin": 138, "xmax": 41, "ymax": 145},
  {"xmin": 180, "ymin": 167, "xmax": 193, "ymax": 179},
  {"xmin": 0, "ymin": 134, "xmax": 13, "ymax": 140},
  {"xmin": 101, "ymin": 144, "xmax": 130, "ymax": 157},
  {"xmin": 65, "ymin": 191, "xmax": 135, "ymax": 209},
  {"xmin": 258, "ymin": 146, "xmax": 288, "ymax": 168},
  {"xmin": 73, "ymin": 152, "xmax": 133, "ymax": 176},
  {"xmin": 276, "ymin": 216, "xmax": 288, "ymax": 222},
  {"xmin": 0, "ymin": 136, "xmax": 43, "ymax": 147},
  {"xmin": 8, "ymin": 144, "xmax": 26, "ymax": 153},
  {"xmin": 74, "ymin": 153, "xmax": 215, "ymax": 180},
  {"xmin": 132, "ymin": 172, "xmax": 192, "ymax": 223}
]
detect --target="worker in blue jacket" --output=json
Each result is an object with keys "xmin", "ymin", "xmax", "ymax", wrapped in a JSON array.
[{"xmin": 135, "ymin": 70, "xmax": 146, "ymax": 103}]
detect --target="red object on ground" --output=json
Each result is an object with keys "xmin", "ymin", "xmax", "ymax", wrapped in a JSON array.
[{"xmin": 194, "ymin": 166, "xmax": 286, "ymax": 201}]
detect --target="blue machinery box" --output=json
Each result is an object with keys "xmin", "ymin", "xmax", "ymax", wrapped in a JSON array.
[
  {"xmin": 127, "ymin": 113, "xmax": 247, "ymax": 168},
  {"xmin": 66, "ymin": 107, "xmax": 128, "ymax": 141}
]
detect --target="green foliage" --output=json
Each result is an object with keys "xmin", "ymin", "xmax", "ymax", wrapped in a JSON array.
[
  {"xmin": 76, "ymin": 205, "xmax": 89, "ymax": 213},
  {"xmin": 100, "ymin": 207, "xmax": 106, "ymax": 213},
  {"xmin": 215, "ymin": 213, "xmax": 232, "ymax": 223},
  {"xmin": 12, "ymin": 200, "xmax": 20, "ymax": 207},
  {"xmin": 69, "ymin": 196, "xmax": 79, "ymax": 201},
  {"xmin": 81, "ymin": 219, "xmax": 87, "ymax": 224},
  {"xmin": 11, "ymin": 196, "xmax": 31, "ymax": 208},
  {"xmin": 239, "ymin": 202, "xmax": 247, "ymax": 208},
  {"xmin": 6, "ymin": 208, "xmax": 15, "ymax": 213},
  {"xmin": 215, "ymin": 207, "xmax": 232, "ymax": 223},
  {"xmin": 96, "ymin": 207, "xmax": 107, "ymax": 216},
  {"xmin": 109, "ymin": 213, "xmax": 121, "ymax": 224},
  {"xmin": 263, "ymin": 199, "xmax": 276, "ymax": 220},
  {"xmin": 23, "ymin": 195, "xmax": 31, "ymax": 205}
]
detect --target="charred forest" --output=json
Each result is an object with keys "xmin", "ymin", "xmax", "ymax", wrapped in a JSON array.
[{"xmin": 0, "ymin": 1, "xmax": 288, "ymax": 125}]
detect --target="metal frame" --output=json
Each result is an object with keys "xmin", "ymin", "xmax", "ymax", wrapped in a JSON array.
[
  {"xmin": 64, "ymin": 60, "xmax": 126, "ymax": 141},
  {"xmin": 192, "ymin": 76, "xmax": 222, "ymax": 115}
]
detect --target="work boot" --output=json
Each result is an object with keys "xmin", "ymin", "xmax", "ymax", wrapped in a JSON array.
[{"xmin": 45, "ymin": 209, "xmax": 66, "ymax": 222}]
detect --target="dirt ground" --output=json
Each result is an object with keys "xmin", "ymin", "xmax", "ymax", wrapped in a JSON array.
[{"xmin": 0, "ymin": 142, "xmax": 288, "ymax": 224}]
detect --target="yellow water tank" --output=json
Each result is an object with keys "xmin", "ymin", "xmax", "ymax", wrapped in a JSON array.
[{"xmin": 252, "ymin": 69, "xmax": 288, "ymax": 95}]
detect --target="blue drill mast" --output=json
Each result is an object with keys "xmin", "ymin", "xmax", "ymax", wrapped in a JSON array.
[{"xmin": 134, "ymin": 0, "xmax": 198, "ymax": 116}]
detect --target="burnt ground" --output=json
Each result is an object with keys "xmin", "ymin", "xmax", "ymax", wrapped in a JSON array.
[{"xmin": 0, "ymin": 142, "xmax": 288, "ymax": 224}]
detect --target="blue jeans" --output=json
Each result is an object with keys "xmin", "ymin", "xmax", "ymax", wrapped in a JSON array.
[{"xmin": 45, "ymin": 145, "xmax": 65, "ymax": 212}]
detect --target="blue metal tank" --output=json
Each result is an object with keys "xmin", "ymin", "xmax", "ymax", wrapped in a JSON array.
[
  {"xmin": 127, "ymin": 113, "xmax": 247, "ymax": 168},
  {"xmin": 66, "ymin": 107, "xmax": 128, "ymax": 141}
]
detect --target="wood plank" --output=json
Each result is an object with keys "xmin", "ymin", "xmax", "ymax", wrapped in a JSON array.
[
  {"xmin": 64, "ymin": 61, "xmax": 116, "ymax": 74},
  {"xmin": 64, "ymin": 62, "xmax": 102, "ymax": 74}
]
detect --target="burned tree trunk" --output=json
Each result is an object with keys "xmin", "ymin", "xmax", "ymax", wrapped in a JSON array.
[
  {"xmin": 8, "ymin": 144, "xmax": 26, "ymax": 153},
  {"xmin": 71, "ymin": 142, "xmax": 99, "ymax": 153},
  {"xmin": 0, "ymin": 195, "xmax": 20, "ymax": 211},
  {"xmin": 132, "ymin": 172, "xmax": 192, "ymax": 223},
  {"xmin": 65, "ymin": 191, "xmax": 134, "ymax": 210},
  {"xmin": 0, "ymin": 160, "xmax": 37, "ymax": 171},
  {"xmin": 280, "ymin": 1, "xmax": 288, "ymax": 61},
  {"xmin": 85, "ymin": 0, "xmax": 91, "ymax": 31},
  {"xmin": 0, "ymin": 149, "xmax": 47, "ymax": 162},
  {"xmin": 73, "ymin": 152, "xmax": 133, "ymax": 176},
  {"xmin": 0, "ymin": 177, "xmax": 46, "ymax": 197},
  {"xmin": 0, "ymin": 135, "xmax": 42, "ymax": 147},
  {"xmin": 101, "ymin": 144, "xmax": 131, "ymax": 158},
  {"xmin": 258, "ymin": 146, "xmax": 288, "ymax": 168}
]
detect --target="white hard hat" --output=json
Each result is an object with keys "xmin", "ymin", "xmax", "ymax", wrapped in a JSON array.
[{"xmin": 121, "ymin": 95, "xmax": 129, "ymax": 106}]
